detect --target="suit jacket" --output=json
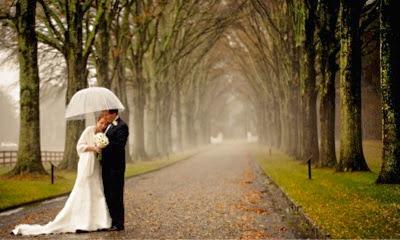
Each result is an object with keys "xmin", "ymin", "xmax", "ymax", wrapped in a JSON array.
[{"xmin": 102, "ymin": 117, "xmax": 129, "ymax": 172}]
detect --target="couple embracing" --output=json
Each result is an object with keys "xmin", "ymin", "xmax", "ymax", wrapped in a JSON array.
[{"xmin": 12, "ymin": 110, "xmax": 129, "ymax": 235}]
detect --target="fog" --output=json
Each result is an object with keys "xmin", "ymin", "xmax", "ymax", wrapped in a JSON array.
[{"xmin": 0, "ymin": 64, "xmax": 381, "ymax": 154}]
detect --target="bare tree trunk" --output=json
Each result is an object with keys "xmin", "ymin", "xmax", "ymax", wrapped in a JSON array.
[
  {"xmin": 126, "ymin": 81, "xmax": 135, "ymax": 158},
  {"xmin": 273, "ymin": 99, "xmax": 281, "ymax": 148},
  {"xmin": 175, "ymin": 85, "xmax": 183, "ymax": 151},
  {"xmin": 111, "ymin": 0, "xmax": 133, "ymax": 162},
  {"xmin": 158, "ymin": 85, "xmax": 173, "ymax": 154},
  {"xmin": 256, "ymin": 103, "xmax": 265, "ymax": 144},
  {"xmin": 95, "ymin": 6, "xmax": 110, "ymax": 88},
  {"xmin": 145, "ymin": 78, "xmax": 158, "ymax": 157},
  {"xmin": 377, "ymin": 0, "xmax": 400, "ymax": 183},
  {"xmin": 318, "ymin": 0, "xmax": 339, "ymax": 168},
  {"xmin": 111, "ymin": 51, "xmax": 131, "ymax": 162},
  {"xmin": 289, "ymin": 46, "xmax": 302, "ymax": 158},
  {"xmin": 319, "ymin": 71, "xmax": 337, "ymax": 167},
  {"xmin": 59, "ymin": 1, "xmax": 87, "ymax": 170},
  {"xmin": 281, "ymin": 98, "xmax": 291, "ymax": 153},
  {"xmin": 300, "ymin": 0, "xmax": 319, "ymax": 164},
  {"xmin": 131, "ymin": 53, "xmax": 148, "ymax": 160},
  {"xmin": 132, "ymin": 80, "xmax": 147, "ymax": 160},
  {"xmin": 182, "ymin": 83, "xmax": 196, "ymax": 148},
  {"xmin": 146, "ymin": 77, "xmax": 159, "ymax": 157},
  {"xmin": 181, "ymin": 87, "xmax": 189, "ymax": 148},
  {"xmin": 265, "ymin": 102, "xmax": 272, "ymax": 146},
  {"xmin": 336, "ymin": 0, "xmax": 370, "ymax": 172},
  {"xmin": 11, "ymin": 0, "xmax": 46, "ymax": 175},
  {"xmin": 288, "ymin": 85, "xmax": 300, "ymax": 157}
]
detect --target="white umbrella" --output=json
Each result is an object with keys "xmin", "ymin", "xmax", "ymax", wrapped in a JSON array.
[{"xmin": 65, "ymin": 87, "xmax": 125, "ymax": 120}]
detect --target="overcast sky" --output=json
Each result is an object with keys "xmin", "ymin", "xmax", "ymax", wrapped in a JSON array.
[{"xmin": 0, "ymin": 67, "xmax": 19, "ymax": 104}]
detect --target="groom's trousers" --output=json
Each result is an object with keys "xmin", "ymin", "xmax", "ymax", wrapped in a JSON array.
[{"xmin": 102, "ymin": 170, "xmax": 125, "ymax": 228}]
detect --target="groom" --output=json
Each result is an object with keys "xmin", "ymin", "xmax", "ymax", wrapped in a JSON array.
[{"xmin": 102, "ymin": 109, "xmax": 129, "ymax": 231}]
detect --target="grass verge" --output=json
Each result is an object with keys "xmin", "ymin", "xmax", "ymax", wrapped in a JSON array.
[{"xmin": 253, "ymin": 140, "xmax": 400, "ymax": 239}]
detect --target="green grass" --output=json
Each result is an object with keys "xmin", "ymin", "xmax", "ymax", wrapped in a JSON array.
[
  {"xmin": 254, "ymin": 141, "xmax": 400, "ymax": 239},
  {"xmin": 0, "ymin": 149, "xmax": 199, "ymax": 211}
]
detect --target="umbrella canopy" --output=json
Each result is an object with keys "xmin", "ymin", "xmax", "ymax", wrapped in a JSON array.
[{"xmin": 65, "ymin": 87, "xmax": 125, "ymax": 120}]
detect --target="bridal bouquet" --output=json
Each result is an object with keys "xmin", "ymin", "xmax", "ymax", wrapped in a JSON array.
[
  {"xmin": 94, "ymin": 133, "xmax": 109, "ymax": 162},
  {"xmin": 95, "ymin": 133, "xmax": 109, "ymax": 148}
]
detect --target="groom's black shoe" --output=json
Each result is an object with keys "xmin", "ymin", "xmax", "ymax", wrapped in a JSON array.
[{"xmin": 108, "ymin": 225, "xmax": 124, "ymax": 231}]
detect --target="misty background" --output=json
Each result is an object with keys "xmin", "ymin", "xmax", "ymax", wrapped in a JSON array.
[{"xmin": 0, "ymin": 46, "xmax": 381, "ymax": 153}]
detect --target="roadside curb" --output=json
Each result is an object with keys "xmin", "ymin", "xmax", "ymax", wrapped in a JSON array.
[
  {"xmin": 253, "ymin": 159, "xmax": 331, "ymax": 239},
  {"xmin": 0, "ymin": 192, "xmax": 70, "ymax": 214}
]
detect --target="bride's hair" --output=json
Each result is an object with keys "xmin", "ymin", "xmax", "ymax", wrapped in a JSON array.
[{"xmin": 97, "ymin": 113, "xmax": 107, "ymax": 121}]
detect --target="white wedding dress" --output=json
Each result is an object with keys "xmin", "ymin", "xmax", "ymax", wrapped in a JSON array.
[{"xmin": 12, "ymin": 126, "xmax": 112, "ymax": 235}]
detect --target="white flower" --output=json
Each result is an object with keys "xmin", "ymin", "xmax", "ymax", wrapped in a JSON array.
[
  {"xmin": 112, "ymin": 115, "xmax": 119, "ymax": 126},
  {"xmin": 94, "ymin": 132, "xmax": 109, "ymax": 149}
]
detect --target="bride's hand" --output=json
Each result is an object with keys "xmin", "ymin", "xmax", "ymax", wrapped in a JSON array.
[
  {"xmin": 93, "ymin": 146, "xmax": 102, "ymax": 154},
  {"xmin": 87, "ymin": 145, "xmax": 101, "ymax": 153}
]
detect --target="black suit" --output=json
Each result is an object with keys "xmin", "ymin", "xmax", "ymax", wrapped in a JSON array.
[{"xmin": 102, "ymin": 117, "xmax": 129, "ymax": 229}]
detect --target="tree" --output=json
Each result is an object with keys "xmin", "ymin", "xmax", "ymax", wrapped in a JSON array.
[
  {"xmin": 317, "ymin": 0, "xmax": 339, "ymax": 168},
  {"xmin": 127, "ymin": 0, "xmax": 155, "ymax": 160},
  {"xmin": 145, "ymin": 0, "xmax": 240, "ymax": 154},
  {"xmin": 36, "ymin": 0, "xmax": 106, "ymax": 169},
  {"xmin": 336, "ymin": 0, "xmax": 370, "ymax": 172},
  {"xmin": 252, "ymin": 0, "xmax": 302, "ymax": 157},
  {"xmin": 95, "ymin": 0, "xmax": 119, "ymax": 89},
  {"xmin": 298, "ymin": 0, "xmax": 319, "ymax": 164},
  {"xmin": 376, "ymin": 0, "xmax": 400, "ymax": 184},
  {"xmin": 9, "ymin": 0, "xmax": 46, "ymax": 174},
  {"xmin": 109, "ymin": 0, "xmax": 132, "ymax": 161}
]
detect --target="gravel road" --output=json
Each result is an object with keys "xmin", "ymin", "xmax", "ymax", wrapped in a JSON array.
[{"xmin": 0, "ymin": 143, "xmax": 295, "ymax": 239}]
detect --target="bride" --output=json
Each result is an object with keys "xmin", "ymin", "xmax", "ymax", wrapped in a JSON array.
[{"xmin": 12, "ymin": 115, "xmax": 112, "ymax": 235}]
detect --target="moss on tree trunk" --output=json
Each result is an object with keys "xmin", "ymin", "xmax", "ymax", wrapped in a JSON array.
[
  {"xmin": 95, "ymin": 12, "xmax": 111, "ymax": 88},
  {"xmin": 10, "ymin": 0, "xmax": 46, "ymax": 175},
  {"xmin": 336, "ymin": 0, "xmax": 370, "ymax": 172},
  {"xmin": 300, "ymin": 0, "xmax": 319, "ymax": 164},
  {"xmin": 319, "ymin": 73, "xmax": 337, "ymax": 168},
  {"xmin": 317, "ymin": 0, "xmax": 339, "ymax": 168},
  {"xmin": 376, "ymin": 0, "xmax": 400, "ymax": 183}
]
